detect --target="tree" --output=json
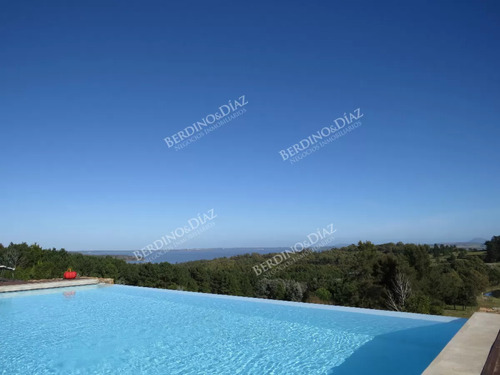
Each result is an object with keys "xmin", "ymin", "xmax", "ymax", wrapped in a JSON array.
[
  {"xmin": 485, "ymin": 236, "xmax": 500, "ymax": 263},
  {"xmin": 386, "ymin": 272, "xmax": 412, "ymax": 311},
  {"xmin": 403, "ymin": 245, "xmax": 430, "ymax": 279},
  {"xmin": 315, "ymin": 287, "xmax": 332, "ymax": 302},
  {"xmin": 436, "ymin": 270, "xmax": 463, "ymax": 309},
  {"xmin": 1, "ymin": 245, "xmax": 23, "ymax": 269},
  {"xmin": 256, "ymin": 279, "xmax": 306, "ymax": 302},
  {"xmin": 256, "ymin": 279, "xmax": 286, "ymax": 300},
  {"xmin": 283, "ymin": 280, "xmax": 306, "ymax": 301},
  {"xmin": 407, "ymin": 292, "xmax": 431, "ymax": 314}
]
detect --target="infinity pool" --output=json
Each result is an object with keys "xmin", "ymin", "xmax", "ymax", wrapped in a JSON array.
[{"xmin": 0, "ymin": 284, "xmax": 464, "ymax": 374}]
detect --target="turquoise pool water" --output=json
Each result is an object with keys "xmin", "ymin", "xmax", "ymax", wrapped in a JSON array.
[{"xmin": 0, "ymin": 284, "xmax": 464, "ymax": 374}]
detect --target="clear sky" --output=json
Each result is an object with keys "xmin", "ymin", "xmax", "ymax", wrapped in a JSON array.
[{"xmin": 1, "ymin": 1, "xmax": 499, "ymax": 250}]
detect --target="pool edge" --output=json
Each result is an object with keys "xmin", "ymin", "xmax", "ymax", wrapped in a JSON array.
[
  {"xmin": 0, "ymin": 278, "xmax": 101, "ymax": 293},
  {"xmin": 423, "ymin": 312, "xmax": 500, "ymax": 375},
  {"xmin": 110, "ymin": 283, "xmax": 465, "ymax": 323}
]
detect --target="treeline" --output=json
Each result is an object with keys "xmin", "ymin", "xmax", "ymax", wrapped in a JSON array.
[{"xmin": 1, "ymin": 238, "xmax": 499, "ymax": 315}]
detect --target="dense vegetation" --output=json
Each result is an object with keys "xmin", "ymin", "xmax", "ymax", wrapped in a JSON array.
[
  {"xmin": 486, "ymin": 236, "xmax": 500, "ymax": 262},
  {"xmin": 1, "ymin": 238, "xmax": 500, "ymax": 316}
]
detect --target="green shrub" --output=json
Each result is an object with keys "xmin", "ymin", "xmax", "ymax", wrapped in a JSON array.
[{"xmin": 315, "ymin": 287, "xmax": 332, "ymax": 302}]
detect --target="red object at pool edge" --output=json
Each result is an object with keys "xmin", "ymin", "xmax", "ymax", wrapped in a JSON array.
[{"xmin": 64, "ymin": 269, "xmax": 77, "ymax": 279}]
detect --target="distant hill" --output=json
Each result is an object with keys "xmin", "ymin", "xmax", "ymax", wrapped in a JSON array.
[{"xmin": 469, "ymin": 237, "xmax": 488, "ymax": 244}]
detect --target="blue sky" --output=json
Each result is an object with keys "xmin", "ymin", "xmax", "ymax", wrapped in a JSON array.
[{"xmin": 1, "ymin": 1, "xmax": 499, "ymax": 250}]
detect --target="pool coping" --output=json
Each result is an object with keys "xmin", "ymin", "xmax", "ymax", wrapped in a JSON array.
[
  {"xmin": 423, "ymin": 312, "xmax": 500, "ymax": 375},
  {"xmin": 0, "ymin": 278, "xmax": 100, "ymax": 293}
]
